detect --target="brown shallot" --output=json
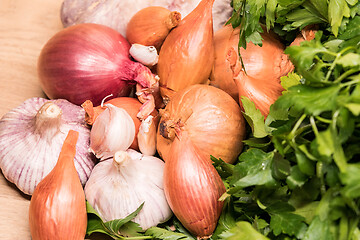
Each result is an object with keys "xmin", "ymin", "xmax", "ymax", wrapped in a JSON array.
[
  {"xmin": 126, "ymin": 7, "xmax": 181, "ymax": 50},
  {"xmin": 210, "ymin": 24, "xmax": 294, "ymax": 116},
  {"xmin": 157, "ymin": 84, "xmax": 246, "ymax": 164},
  {"xmin": 156, "ymin": 0, "xmax": 215, "ymax": 101},
  {"xmin": 164, "ymin": 131, "xmax": 225, "ymax": 238},
  {"xmin": 29, "ymin": 130, "xmax": 87, "ymax": 240}
]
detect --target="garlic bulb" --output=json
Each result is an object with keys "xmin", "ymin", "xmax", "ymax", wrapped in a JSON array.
[
  {"xmin": 90, "ymin": 104, "xmax": 136, "ymax": 160},
  {"xmin": 84, "ymin": 149, "xmax": 172, "ymax": 230},
  {"xmin": 138, "ymin": 115, "xmax": 157, "ymax": 156},
  {"xmin": 130, "ymin": 44, "xmax": 159, "ymax": 67},
  {"xmin": 0, "ymin": 97, "xmax": 95, "ymax": 195}
]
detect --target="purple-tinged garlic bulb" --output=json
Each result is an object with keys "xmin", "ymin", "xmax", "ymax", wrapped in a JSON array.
[{"xmin": 0, "ymin": 97, "xmax": 96, "ymax": 195}]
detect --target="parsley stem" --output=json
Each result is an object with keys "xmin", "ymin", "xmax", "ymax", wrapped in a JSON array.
[
  {"xmin": 335, "ymin": 68, "xmax": 360, "ymax": 84},
  {"xmin": 125, "ymin": 236, "xmax": 153, "ymax": 240},
  {"xmin": 340, "ymin": 78, "xmax": 360, "ymax": 87},
  {"xmin": 324, "ymin": 52, "xmax": 341, "ymax": 82},
  {"xmin": 315, "ymin": 116, "xmax": 332, "ymax": 124},
  {"xmin": 310, "ymin": 116, "xmax": 319, "ymax": 138},
  {"xmin": 289, "ymin": 113, "xmax": 307, "ymax": 141},
  {"xmin": 316, "ymin": 162, "xmax": 326, "ymax": 196}
]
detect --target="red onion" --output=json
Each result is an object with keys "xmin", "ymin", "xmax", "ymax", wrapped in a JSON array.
[{"xmin": 38, "ymin": 23, "xmax": 157, "ymax": 107}]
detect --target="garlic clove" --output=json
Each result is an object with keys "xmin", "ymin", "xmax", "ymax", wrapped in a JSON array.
[
  {"xmin": 138, "ymin": 115, "xmax": 157, "ymax": 156},
  {"xmin": 89, "ymin": 104, "xmax": 136, "ymax": 160},
  {"xmin": 130, "ymin": 44, "xmax": 159, "ymax": 67},
  {"xmin": 0, "ymin": 97, "xmax": 95, "ymax": 195},
  {"xmin": 84, "ymin": 149, "xmax": 172, "ymax": 231}
]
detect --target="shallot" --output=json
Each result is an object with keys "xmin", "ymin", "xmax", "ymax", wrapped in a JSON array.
[
  {"xmin": 210, "ymin": 24, "xmax": 315, "ymax": 116},
  {"xmin": 157, "ymin": 0, "xmax": 216, "ymax": 101},
  {"xmin": 126, "ymin": 7, "xmax": 181, "ymax": 50},
  {"xmin": 29, "ymin": 130, "xmax": 87, "ymax": 240},
  {"xmin": 164, "ymin": 131, "xmax": 225, "ymax": 238},
  {"xmin": 157, "ymin": 84, "xmax": 246, "ymax": 164}
]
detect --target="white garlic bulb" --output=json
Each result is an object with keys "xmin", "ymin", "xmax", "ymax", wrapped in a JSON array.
[
  {"xmin": 84, "ymin": 149, "xmax": 172, "ymax": 230},
  {"xmin": 129, "ymin": 44, "xmax": 159, "ymax": 67},
  {"xmin": 90, "ymin": 104, "xmax": 136, "ymax": 160},
  {"xmin": 0, "ymin": 97, "xmax": 95, "ymax": 195}
]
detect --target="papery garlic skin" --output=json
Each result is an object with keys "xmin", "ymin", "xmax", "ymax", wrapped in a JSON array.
[
  {"xmin": 0, "ymin": 97, "xmax": 95, "ymax": 195},
  {"xmin": 138, "ymin": 115, "xmax": 157, "ymax": 156},
  {"xmin": 130, "ymin": 44, "xmax": 159, "ymax": 67},
  {"xmin": 90, "ymin": 104, "xmax": 136, "ymax": 160},
  {"xmin": 84, "ymin": 149, "xmax": 172, "ymax": 230}
]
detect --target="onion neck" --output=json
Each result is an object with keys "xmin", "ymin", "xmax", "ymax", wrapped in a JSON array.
[
  {"xmin": 159, "ymin": 119, "xmax": 180, "ymax": 141},
  {"xmin": 81, "ymin": 100, "xmax": 105, "ymax": 125},
  {"xmin": 165, "ymin": 11, "xmax": 181, "ymax": 30},
  {"xmin": 34, "ymin": 102, "xmax": 62, "ymax": 141}
]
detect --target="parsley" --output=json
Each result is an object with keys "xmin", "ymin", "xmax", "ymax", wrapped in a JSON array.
[{"xmin": 211, "ymin": 0, "xmax": 360, "ymax": 239}]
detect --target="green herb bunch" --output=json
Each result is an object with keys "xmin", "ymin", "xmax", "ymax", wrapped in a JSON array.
[{"xmin": 212, "ymin": 0, "xmax": 360, "ymax": 239}]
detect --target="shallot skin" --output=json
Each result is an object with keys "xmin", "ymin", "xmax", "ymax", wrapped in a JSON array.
[
  {"xmin": 29, "ymin": 130, "xmax": 87, "ymax": 240},
  {"xmin": 157, "ymin": 84, "xmax": 246, "ymax": 164},
  {"xmin": 157, "ymin": 0, "xmax": 215, "ymax": 100},
  {"xmin": 38, "ymin": 23, "xmax": 151, "ymax": 106},
  {"xmin": 164, "ymin": 132, "xmax": 225, "ymax": 238},
  {"xmin": 210, "ymin": 24, "xmax": 295, "ymax": 116}
]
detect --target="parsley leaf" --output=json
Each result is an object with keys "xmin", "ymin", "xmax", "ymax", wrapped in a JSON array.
[
  {"xmin": 145, "ymin": 227, "xmax": 194, "ymax": 240},
  {"xmin": 218, "ymin": 222, "xmax": 270, "ymax": 240},
  {"xmin": 86, "ymin": 201, "xmax": 149, "ymax": 239},
  {"xmin": 241, "ymin": 96, "xmax": 268, "ymax": 138},
  {"xmin": 275, "ymin": 84, "xmax": 341, "ymax": 116}
]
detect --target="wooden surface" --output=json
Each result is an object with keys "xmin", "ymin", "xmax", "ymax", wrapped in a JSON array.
[{"xmin": 0, "ymin": 0, "xmax": 87, "ymax": 239}]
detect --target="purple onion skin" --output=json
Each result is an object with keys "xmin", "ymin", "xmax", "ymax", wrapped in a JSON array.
[{"xmin": 37, "ymin": 23, "xmax": 151, "ymax": 106}]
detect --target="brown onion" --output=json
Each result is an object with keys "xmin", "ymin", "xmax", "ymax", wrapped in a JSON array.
[
  {"xmin": 126, "ymin": 7, "xmax": 181, "ymax": 50},
  {"xmin": 164, "ymin": 131, "xmax": 225, "ymax": 238},
  {"xmin": 157, "ymin": 0, "xmax": 215, "ymax": 101},
  {"xmin": 210, "ymin": 24, "xmax": 294, "ymax": 116},
  {"xmin": 82, "ymin": 97, "xmax": 159, "ymax": 151},
  {"xmin": 38, "ymin": 23, "xmax": 157, "ymax": 108},
  {"xmin": 157, "ymin": 84, "xmax": 246, "ymax": 164}
]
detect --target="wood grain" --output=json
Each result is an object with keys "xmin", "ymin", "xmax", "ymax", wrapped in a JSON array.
[{"xmin": 0, "ymin": 1, "xmax": 104, "ymax": 239}]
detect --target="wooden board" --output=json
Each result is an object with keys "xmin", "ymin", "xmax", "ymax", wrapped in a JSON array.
[{"xmin": 0, "ymin": 1, "xmax": 110, "ymax": 239}]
